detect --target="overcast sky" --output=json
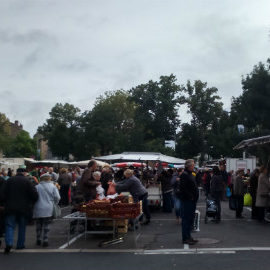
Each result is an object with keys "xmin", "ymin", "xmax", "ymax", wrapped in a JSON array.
[{"xmin": 0, "ymin": 0, "xmax": 269, "ymax": 136}]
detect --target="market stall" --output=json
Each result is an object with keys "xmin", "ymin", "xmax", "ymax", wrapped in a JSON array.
[{"xmin": 63, "ymin": 195, "xmax": 142, "ymax": 246}]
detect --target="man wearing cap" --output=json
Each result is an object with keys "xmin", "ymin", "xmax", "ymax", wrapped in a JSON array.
[
  {"xmin": 179, "ymin": 159, "xmax": 199, "ymax": 245},
  {"xmin": 233, "ymin": 169, "xmax": 245, "ymax": 218},
  {"xmin": 114, "ymin": 169, "xmax": 151, "ymax": 225},
  {"xmin": 1, "ymin": 168, "xmax": 38, "ymax": 254}
]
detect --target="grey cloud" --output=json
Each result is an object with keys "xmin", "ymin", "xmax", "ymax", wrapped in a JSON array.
[
  {"xmin": 58, "ymin": 60, "xmax": 91, "ymax": 72},
  {"xmin": 0, "ymin": 29, "xmax": 57, "ymax": 45}
]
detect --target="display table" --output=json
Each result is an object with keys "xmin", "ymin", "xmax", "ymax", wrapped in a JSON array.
[{"xmin": 63, "ymin": 211, "xmax": 143, "ymax": 247}]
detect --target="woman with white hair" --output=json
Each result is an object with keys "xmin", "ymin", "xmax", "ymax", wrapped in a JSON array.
[
  {"xmin": 93, "ymin": 171, "xmax": 105, "ymax": 200},
  {"xmin": 33, "ymin": 173, "xmax": 60, "ymax": 247}
]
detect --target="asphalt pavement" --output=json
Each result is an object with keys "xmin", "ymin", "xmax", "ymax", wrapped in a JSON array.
[{"xmin": 1, "ymin": 196, "xmax": 270, "ymax": 270}]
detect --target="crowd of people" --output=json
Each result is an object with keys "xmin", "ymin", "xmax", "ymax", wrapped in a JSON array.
[{"xmin": 0, "ymin": 158, "xmax": 269, "ymax": 253}]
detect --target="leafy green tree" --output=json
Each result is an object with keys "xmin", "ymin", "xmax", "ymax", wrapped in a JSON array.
[
  {"xmin": 38, "ymin": 103, "xmax": 81, "ymax": 160},
  {"xmin": 129, "ymin": 74, "xmax": 182, "ymax": 142},
  {"xmin": 231, "ymin": 59, "xmax": 270, "ymax": 133},
  {"xmin": 176, "ymin": 80, "xmax": 224, "ymax": 162},
  {"xmin": 5, "ymin": 130, "xmax": 36, "ymax": 157},
  {"xmin": 0, "ymin": 112, "xmax": 11, "ymax": 153},
  {"xmin": 79, "ymin": 90, "xmax": 137, "ymax": 157}
]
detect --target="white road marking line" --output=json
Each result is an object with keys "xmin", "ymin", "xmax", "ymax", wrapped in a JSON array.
[
  {"xmin": 136, "ymin": 233, "xmax": 142, "ymax": 242},
  {"xmin": 58, "ymin": 233, "xmax": 84, "ymax": 249},
  {"xmin": 184, "ymin": 244, "xmax": 189, "ymax": 250},
  {"xmin": 13, "ymin": 246, "xmax": 270, "ymax": 254},
  {"xmin": 151, "ymin": 218, "xmax": 249, "ymax": 221}
]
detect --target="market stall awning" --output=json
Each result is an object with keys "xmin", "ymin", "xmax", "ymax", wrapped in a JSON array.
[
  {"xmin": 233, "ymin": 135, "xmax": 270, "ymax": 150},
  {"xmin": 94, "ymin": 152, "xmax": 185, "ymax": 164},
  {"xmin": 70, "ymin": 160, "xmax": 110, "ymax": 167},
  {"xmin": 28, "ymin": 159, "xmax": 70, "ymax": 165},
  {"xmin": 112, "ymin": 162, "xmax": 146, "ymax": 168}
]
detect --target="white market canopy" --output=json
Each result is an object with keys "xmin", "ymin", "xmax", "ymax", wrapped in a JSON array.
[
  {"xmin": 25, "ymin": 159, "xmax": 70, "ymax": 165},
  {"xmin": 234, "ymin": 135, "xmax": 270, "ymax": 150},
  {"xmin": 24, "ymin": 158, "xmax": 109, "ymax": 167},
  {"xmin": 94, "ymin": 152, "xmax": 186, "ymax": 165},
  {"xmin": 70, "ymin": 160, "xmax": 110, "ymax": 167}
]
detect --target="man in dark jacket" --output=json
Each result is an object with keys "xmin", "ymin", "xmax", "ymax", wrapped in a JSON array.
[
  {"xmin": 78, "ymin": 160, "xmax": 99, "ymax": 202},
  {"xmin": 179, "ymin": 159, "xmax": 199, "ymax": 245},
  {"xmin": 100, "ymin": 166, "xmax": 113, "ymax": 196},
  {"xmin": 115, "ymin": 169, "xmax": 151, "ymax": 224},
  {"xmin": 0, "ymin": 176, "xmax": 5, "ymax": 247},
  {"xmin": 2, "ymin": 168, "xmax": 38, "ymax": 254},
  {"xmin": 210, "ymin": 166, "xmax": 224, "ymax": 222},
  {"xmin": 249, "ymin": 168, "xmax": 260, "ymax": 219}
]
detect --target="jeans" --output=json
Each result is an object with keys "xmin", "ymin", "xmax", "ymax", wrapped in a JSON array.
[
  {"xmin": 5, "ymin": 214, "xmax": 26, "ymax": 248},
  {"xmin": 174, "ymin": 196, "xmax": 181, "ymax": 218},
  {"xmin": 180, "ymin": 200, "xmax": 196, "ymax": 241}
]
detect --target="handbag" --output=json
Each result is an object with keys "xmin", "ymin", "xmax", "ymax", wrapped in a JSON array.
[
  {"xmin": 41, "ymin": 184, "xmax": 61, "ymax": 219},
  {"xmin": 107, "ymin": 182, "xmax": 117, "ymax": 195},
  {"xmin": 229, "ymin": 195, "xmax": 237, "ymax": 211},
  {"xmin": 226, "ymin": 187, "xmax": 232, "ymax": 198},
  {"xmin": 52, "ymin": 202, "xmax": 61, "ymax": 219},
  {"xmin": 244, "ymin": 193, "xmax": 252, "ymax": 206}
]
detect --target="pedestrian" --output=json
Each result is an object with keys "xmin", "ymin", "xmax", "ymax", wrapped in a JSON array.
[
  {"xmin": 33, "ymin": 173, "xmax": 60, "ymax": 247},
  {"xmin": 48, "ymin": 167, "xmax": 58, "ymax": 182},
  {"xmin": 1, "ymin": 168, "xmax": 38, "ymax": 254},
  {"xmin": 220, "ymin": 163, "xmax": 229, "ymax": 200},
  {"xmin": 255, "ymin": 165, "xmax": 270, "ymax": 222},
  {"xmin": 233, "ymin": 169, "xmax": 245, "ymax": 218},
  {"xmin": 0, "ymin": 176, "xmax": 5, "ymax": 247},
  {"xmin": 203, "ymin": 170, "xmax": 211, "ymax": 197},
  {"xmin": 78, "ymin": 160, "xmax": 99, "ymax": 202},
  {"xmin": 114, "ymin": 169, "xmax": 151, "ymax": 225},
  {"xmin": 100, "ymin": 165, "xmax": 113, "ymax": 196},
  {"xmin": 172, "ymin": 168, "xmax": 183, "ymax": 224},
  {"xmin": 58, "ymin": 168, "xmax": 72, "ymax": 206},
  {"xmin": 210, "ymin": 166, "xmax": 224, "ymax": 222},
  {"xmin": 7, "ymin": 168, "xmax": 12, "ymax": 178},
  {"xmin": 249, "ymin": 168, "xmax": 260, "ymax": 219},
  {"xmin": 93, "ymin": 171, "xmax": 105, "ymax": 200},
  {"xmin": 179, "ymin": 159, "xmax": 199, "ymax": 245},
  {"xmin": 158, "ymin": 169, "xmax": 174, "ymax": 213}
]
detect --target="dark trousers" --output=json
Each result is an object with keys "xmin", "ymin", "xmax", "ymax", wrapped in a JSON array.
[
  {"xmin": 215, "ymin": 199, "xmax": 221, "ymax": 220},
  {"xmin": 257, "ymin": 207, "xmax": 265, "ymax": 221},
  {"xmin": 60, "ymin": 184, "xmax": 70, "ymax": 206},
  {"xmin": 181, "ymin": 200, "xmax": 196, "ymax": 241},
  {"xmin": 235, "ymin": 195, "xmax": 244, "ymax": 217},
  {"xmin": 137, "ymin": 193, "xmax": 151, "ymax": 221},
  {"xmin": 251, "ymin": 195, "xmax": 259, "ymax": 219},
  {"xmin": 162, "ymin": 191, "xmax": 173, "ymax": 213},
  {"xmin": 142, "ymin": 196, "xmax": 151, "ymax": 221}
]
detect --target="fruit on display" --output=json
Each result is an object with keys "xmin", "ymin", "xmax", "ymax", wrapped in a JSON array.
[{"xmin": 79, "ymin": 196, "xmax": 141, "ymax": 218}]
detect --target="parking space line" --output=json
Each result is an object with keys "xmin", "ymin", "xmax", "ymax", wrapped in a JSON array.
[{"xmin": 58, "ymin": 233, "xmax": 84, "ymax": 249}]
